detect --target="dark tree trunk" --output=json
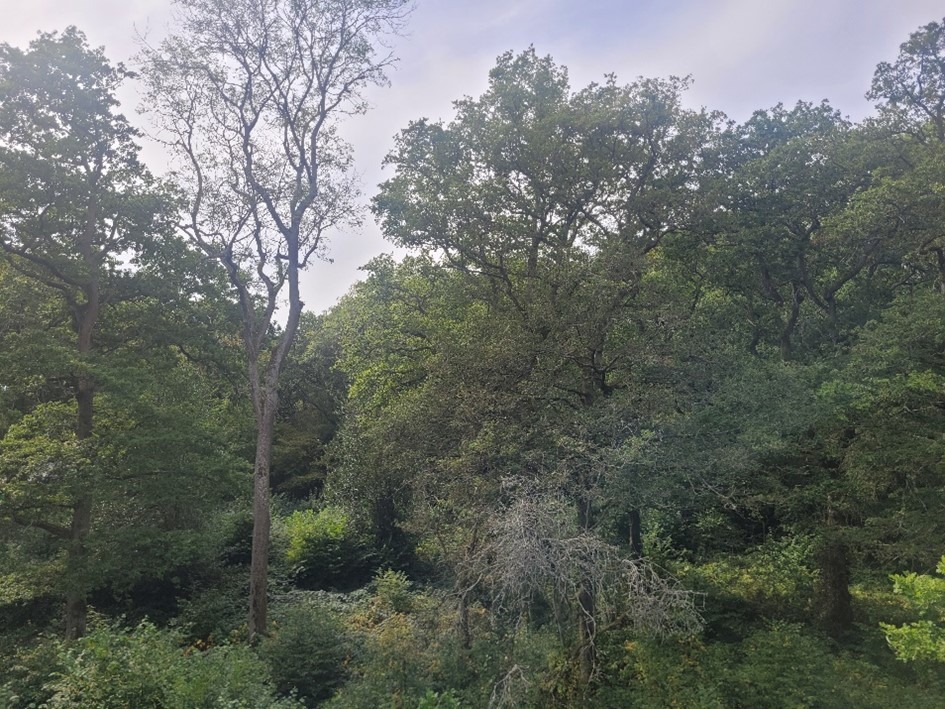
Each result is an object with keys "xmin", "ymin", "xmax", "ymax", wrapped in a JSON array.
[
  {"xmin": 628, "ymin": 508, "xmax": 643, "ymax": 558},
  {"xmin": 458, "ymin": 589, "xmax": 471, "ymax": 649},
  {"xmin": 779, "ymin": 283, "xmax": 803, "ymax": 359},
  {"xmin": 64, "ymin": 494, "xmax": 91, "ymax": 639},
  {"xmin": 65, "ymin": 277, "xmax": 98, "ymax": 639},
  {"xmin": 815, "ymin": 536, "xmax": 854, "ymax": 637},
  {"xmin": 246, "ymin": 248, "xmax": 303, "ymax": 642},
  {"xmin": 615, "ymin": 508, "xmax": 644, "ymax": 557},
  {"xmin": 577, "ymin": 585, "xmax": 596, "ymax": 682},
  {"xmin": 457, "ymin": 524, "xmax": 482, "ymax": 650},
  {"xmin": 373, "ymin": 488, "xmax": 399, "ymax": 550}
]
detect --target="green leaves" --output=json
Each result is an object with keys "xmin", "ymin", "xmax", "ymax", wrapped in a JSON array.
[
  {"xmin": 882, "ymin": 556, "xmax": 945, "ymax": 663},
  {"xmin": 870, "ymin": 17, "xmax": 945, "ymax": 140},
  {"xmin": 0, "ymin": 28, "xmax": 169, "ymax": 283},
  {"xmin": 282, "ymin": 507, "xmax": 375, "ymax": 590},
  {"xmin": 44, "ymin": 619, "xmax": 300, "ymax": 708}
]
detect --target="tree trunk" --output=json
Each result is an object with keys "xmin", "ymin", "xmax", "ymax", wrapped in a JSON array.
[
  {"xmin": 576, "ymin": 488, "xmax": 596, "ymax": 682},
  {"xmin": 243, "ymin": 239, "xmax": 302, "ymax": 643},
  {"xmin": 815, "ymin": 536, "xmax": 853, "ymax": 637},
  {"xmin": 577, "ymin": 585, "xmax": 596, "ymax": 683},
  {"xmin": 65, "ymin": 290, "xmax": 97, "ymax": 639},
  {"xmin": 458, "ymin": 589, "xmax": 471, "ymax": 649},
  {"xmin": 628, "ymin": 508, "xmax": 643, "ymax": 558},
  {"xmin": 616, "ymin": 508, "xmax": 644, "ymax": 557},
  {"xmin": 779, "ymin": 283, "xmax": 803, "ymax": 360},
  {"xmin": 64, "ymin": 494, "xmax": 91, "ymax": 639},
  {"xmin": 248, "ymin": 390, "xmax": 278, "ymax": 642}
]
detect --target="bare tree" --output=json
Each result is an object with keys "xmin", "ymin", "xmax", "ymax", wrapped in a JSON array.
[
  {"xmin": 141, "ymin": 0, "xmax": 411, "ymax": 640},
  {"xmin": 469, "ymin": 490, "xmax": 702, "ymax": 684}
]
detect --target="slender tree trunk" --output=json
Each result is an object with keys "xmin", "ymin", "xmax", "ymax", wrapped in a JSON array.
[
  {"xmin": 64, "ymin": 494, "xmax": 91, "ymax": 639},
  {"xmin": 373, "ymin": 488, "xmax": 399, "ymax": 550},
  {"xmin": 779, "ymin": 283, "xmax": 803, "ymax": 360},
  {"xmin": 576, "ymin": 487, "xmax": 596, "ymax": 682},
  {"xmin": 616, "ymin": 508, "xmax": 644, "ymax": 557},
  {"xmin": 628, "ymin": 509, "xmax": 643, "ymax": 558},
  {"xmin": 577, "ymin": 584, "xmax": 596, "ymax": 683},
  {"xmin": 65, "ymin": 275, "xmax": 98, "ymax": 639},
  {"xmin": 248, "ymin": 387, "xmax": 278, "ymax": 642},
  {"xmin": 65, "ymin": 380, "xmax": 93, "ymax": 638},
  {"xmin": 247, "ymin": 248, "xmax": 303, "ymax": 642},
  {"xmin": 458, "ymin": 589, "xmax": 471, "ymax": 649}
]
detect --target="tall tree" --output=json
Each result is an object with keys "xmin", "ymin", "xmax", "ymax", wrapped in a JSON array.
[
  {"xmin": 373, "ymin": 49, "xmax": 719, "ymax": 679},
  {"xmin": 0, "ymin": 28, "xmax": 172, "ymax": 637},
  {"xmin": 141, "ymin": 0, "xmax": 411, "ymax": 640},
  {"xmin": 870, "ymin": 16, "xmax": 945, "ymax": 143},
  {"xmin": 866, "ymin": 17, "xmax": 945, "ymax": 290}
]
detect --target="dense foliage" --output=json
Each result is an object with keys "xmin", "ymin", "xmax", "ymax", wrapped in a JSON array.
[{"xmin": 3, "ymin": 13, "xmax": 945, "ymax": 708}]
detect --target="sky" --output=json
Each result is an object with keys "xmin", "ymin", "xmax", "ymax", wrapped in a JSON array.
[{"xmin": 3, "ymin": 0, "xmax": 943, "ymax": 314}]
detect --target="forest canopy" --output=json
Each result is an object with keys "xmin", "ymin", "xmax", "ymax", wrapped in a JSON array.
[{"xmin": 2, "ymin": 10, "xmax": 945, "ymax": 708}]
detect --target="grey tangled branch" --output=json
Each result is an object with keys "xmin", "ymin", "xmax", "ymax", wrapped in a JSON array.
[{"xmin": 473, "ymin": 494, "xmax": 702, "ymax": 639}]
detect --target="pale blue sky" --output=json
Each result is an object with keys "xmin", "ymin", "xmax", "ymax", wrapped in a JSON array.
[{"xmin": 4, "ymin": 1, "xmax": 943, "ymax": 313}]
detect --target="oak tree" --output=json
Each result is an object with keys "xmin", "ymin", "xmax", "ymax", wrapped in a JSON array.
[{"xmin": 0, "ymin": 28, "xmax": 172, "ymax": 637}]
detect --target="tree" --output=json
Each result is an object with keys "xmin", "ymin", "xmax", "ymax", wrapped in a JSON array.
[
  {"xmin": 0, "ymin": 28, "xmax": 173, "ymax": 637},
  {"xmin": 373, "ymin": 48, "xmax": 719, "ymax": 679},
  {"xmin": 869, "ymin": 17, "xmax": 945, "ymax": 142},
  {"xmin": 141, "ymin": 0, "xmax": 412, "ymax": 640},
  {"xmin": 865, "ymin": 17, "xmax": 945, "ymax": 291}
]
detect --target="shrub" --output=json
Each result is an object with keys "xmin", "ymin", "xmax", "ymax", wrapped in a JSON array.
[
  {"xmin": 260, "ymin": 602, "xmax": 350, "ymax": 705},
  {"xmin": 283, "ymin": 507, "xmax": 376, "ymax": 590},
  {"xmin": 374, "ymin": 569, "xmax": 413, "ymax": 614},
  {"xmin": 595, "ymin": 635, "xmax": 727, "ymax": 709},
  {"xmin": 0, "ymin": 633, "xmax": 62, "ymax": 709},
  {"xmin": 415, "ymin": 688, "xmax": 462, "ymax": 708},
  {"xmin": 45, "ymin": 618, "xmax": 299, "ymax": 708},
  {"xmin": 175, "ymin": 566, "xmax": 248, "ymax": 644},
  {"xmin": 881, "ymin": 555, "xmax": 945, "ymax": 663},
  {"xmin": 328, "ymin": 573, "xmax": 456, "ymax": 708},
  {"xmin": 595, "ymin": 621, "xmax": 945, "ymax": 709},
  {"xmin": 681, "ymin": 535, "xmax": 817, "ymax": 635}
]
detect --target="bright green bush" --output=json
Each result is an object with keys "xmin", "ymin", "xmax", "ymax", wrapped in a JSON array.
[
  {"xmin": 44, "ymin": 619, "xmax": 299, "ymax": 708},
  {"xmin": 283, "ymin": 507, "xmax": 376, "ymax": 590},
  {"xmin": 882, "ymin": 555, "xmax": 945, "ymax": 663},
  {"xmin": 327, "ymin": 573, "xmax": 468, "ymax": 709},
  {"xmin": 681, "ymin": 535, "xmax": 817, "ymax": 631},
  {"xmin": 595, "ymin": 635, "xmax": 727, "ymax": 708},
  {"xmin": 326, "ymin": 571, "xmax": 573, "ymax": 709},
  {"xmin": 415, "ymin": 688, "xmax": 462, "ymax": 708}
]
